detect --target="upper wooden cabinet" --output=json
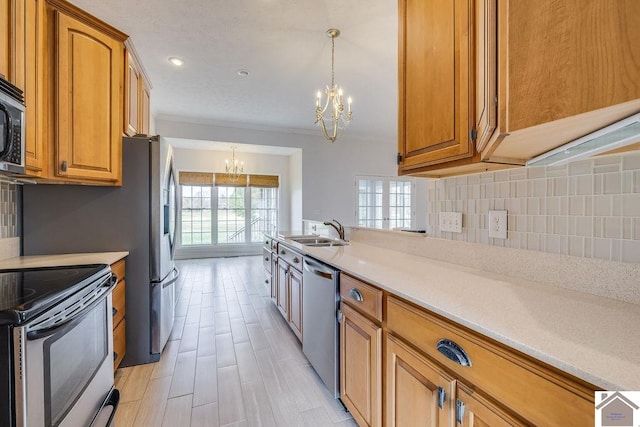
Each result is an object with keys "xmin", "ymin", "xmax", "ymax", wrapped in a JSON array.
[
  {"xmin": 18, "ymin": 0, "xmax": 150, "ymax": 185},
  {"xmin": 398, "ymin": 0, "xmax": 640, "ymax": 177},
  {"xmin": 24, "ymin": 0, "xmax": 45, "ymax": 175},
  {"xmin": 0, "ymin": 0, "xmax": 25, "ymax": 90},
  {"xmin": 398, "ymin": 0, "xmax": 474, "ymax": 170},
  {"xmin": 51, "ymin": 6, "xmax": 124, "ymax": 183},
  {"xmin": 124, "ymin": 41, "xmax": 151, "ymax": 137}
]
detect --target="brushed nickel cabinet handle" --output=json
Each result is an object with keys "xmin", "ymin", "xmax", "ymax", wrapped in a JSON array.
[
  {"xmin": 61, "ymin": 160, "xmax": 67, "ymax": 172},
  {"xmin": 293, "ymin": 257, "xmax": 300, "ymax": 264},
  {"xmin": 456, "ymin": 399, "xmax": 465, "ymax": 424},
  {"xmin": 349, "ymin": 288, "xmax": 363, "ymax": 302},
  {"xmin": 437, "ymin": 386, "xmax": 446, "ymax": 409},
  {"xmin": 437, "ymin": 339, "xmax": 472, "ymax": 367}
]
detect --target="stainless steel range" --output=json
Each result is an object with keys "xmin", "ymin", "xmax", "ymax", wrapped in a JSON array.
[{"xmin": 0, "ymin": 264, "xmax": 120, "ymax": 427}]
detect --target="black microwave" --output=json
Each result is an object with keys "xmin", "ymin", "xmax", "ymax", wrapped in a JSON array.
[{"xmin": 0, "ymin": 77, "xmax": 25, "ymax": 175}]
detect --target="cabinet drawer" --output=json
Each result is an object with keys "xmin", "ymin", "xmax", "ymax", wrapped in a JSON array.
[
  {"xmin": 386, "ymin": 296, "xmax": 594, "ymax": 426},
  {"xmin": 340, "ymin": 273, "xmax": 383, "ymax": 322},
  {"xmin": 110, "ymin": 258, "xmax": 125, "ymax": 283},
  {"xmin": 276, "ymin": 244, "xmax": 303, "ymax": 271},
  {"xmin": 263, "ymin": 237, "xmax": 272, "ymax": 251},
  {"xmin": 113, "ymin": 318, "xmax": 126, "ymax": 369},
  {"xmin": 112, "ymin": 280, "xmax": 126, "ymax": 327},
  {"xmin": 263, "ymin": 248, "xmax": 271, "ymax": 272}
]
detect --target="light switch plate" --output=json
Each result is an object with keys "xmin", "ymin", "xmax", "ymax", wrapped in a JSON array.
[
  {"xmin": 439, "ymin": 212, "xmax": 463, "ymax": 233},
  {"xmin": 488, "ymin": 210, "xmax": 508, "ymax": 239}
]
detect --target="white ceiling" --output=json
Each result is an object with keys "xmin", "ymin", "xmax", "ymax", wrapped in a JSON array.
[{"xmin": 70, "ymin": 0, "xmax": 398, "ymax": 143}]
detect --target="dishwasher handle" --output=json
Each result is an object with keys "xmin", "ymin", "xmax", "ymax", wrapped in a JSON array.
[{"xmin": 303, "ymin": 258, "xmax": 335, "ymax": 280}]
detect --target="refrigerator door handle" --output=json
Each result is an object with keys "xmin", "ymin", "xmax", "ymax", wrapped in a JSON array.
[{"xmin": 162, "ymin": 266, "xmax": 179, "ymax": 289}]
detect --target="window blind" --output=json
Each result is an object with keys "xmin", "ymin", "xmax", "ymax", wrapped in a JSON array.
[
  {"xmin": 248, "ymin": 174, "xmax": 279, "ymax": 188},
  {"xmin": 178, "ymin": 172, "xmax": 213, "ymax": 185},
  {"xmin": 214, "ymin": 173, "xmax": 248, "ymax": 187}
]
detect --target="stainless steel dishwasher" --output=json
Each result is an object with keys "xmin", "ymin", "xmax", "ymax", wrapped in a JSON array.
[{"xmin": 302, "ymin": 257, "xmax": 340, "ymax": 398}]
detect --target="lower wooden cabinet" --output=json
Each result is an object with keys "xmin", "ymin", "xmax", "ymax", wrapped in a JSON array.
[
  {"xmin": 339, "ymin": 275, "xmax": 596, "ymax": 427},
  {"xmin": 270, "ymin": 255, "xmax": 277, "ymax": 300},
  {"xmin": 275, "ymin": 248, "xmax": 304, "ymax": 342},
  {"xmin": 288, "ymin": 267, "xmax": 303, "ymax": 340},
  {"xmin": 113, "ymin": 318, "xmax": 126, "ymax": 369},
  {"xmin": 276, "ymin": 259, "xmax": 289, "ymax": 319},
  {"xmin": 456, "ymin": 382, "xmax": 522, "ymax": 427},
  {"xmin": 339, "ymin": 302, "xmax": 382, "ymax": 427},
  {"xmin": 385, "ymin": 334, "xmax": 455, "ymax": 427},
  {"xmin": 111, "ymin": 258, "xmax": 126, "ymax": 369}
]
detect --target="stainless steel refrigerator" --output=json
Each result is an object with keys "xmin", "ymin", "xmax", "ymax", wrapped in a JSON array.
[{"xmin": 22, "ymin": 135, "xmax": 179, "ymax": 366}]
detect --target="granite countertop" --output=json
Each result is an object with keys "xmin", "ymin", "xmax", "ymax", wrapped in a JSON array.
[
  {"xmin": 0, "ymin": 252, "xmax": 129, "ymax": 269},
  {"xmin": 270, "ymin": 234, "xmax": 640, "ymax": 391}
]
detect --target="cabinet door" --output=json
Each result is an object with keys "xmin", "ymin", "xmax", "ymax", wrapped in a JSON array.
[
  {"xmin": 398, "ymin": 0, "xmax": 474, "ymax": 171},
  {"xmin": 0, "ymin": 0, "xmax": 25, "ymax": 89},
  {"xmin": 386, "ymin": 334, "xmax": 455, "ymax": 427},
  {"xmin": 24, "ymin": 0, "xmax": 45, "ymax": 175},
  {"xmin": 288, "ymin": 267, "xmax": 302, "ymax": 341},
  {"xmin": 474, "ymin": 0, "xmax": 497, "ymax": 153},
  {"xmin": 340, "ymin": 302, "xmax": 382, "ymax": 427},
  {"xmin": 456, "ymin": 383, "xmax": 523, "ymax": 427},
  {"xmin": 270, "ymin": 255, "xmax": 277, "ymax": 301},
  {"xmin": 140, "ymin": 82, "xmax": 150, "ymax": 134},
  {"xmin": 54, "ymin": 10, "xmax": 123, "ymax": 183},
  {"xmin": 276, "ymin": 260, "xmax": 289, "ymax": 320},
  {"xmin": 124, "ymin": 50, "xmax": 140, "ymax": 136}
]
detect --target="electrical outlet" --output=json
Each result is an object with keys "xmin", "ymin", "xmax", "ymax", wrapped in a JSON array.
[
  {"xmin": 439, "ymin": 212, "xmax": 463, "ymax": 233},
  {"xmin": 488, "ymin": 210, "xmax": 507, "ymax": 239}
]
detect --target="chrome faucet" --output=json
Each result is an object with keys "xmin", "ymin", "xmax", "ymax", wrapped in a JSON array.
[{"xmin": 323, "ymin": 219, "xmax": 345, "ymax": 240}]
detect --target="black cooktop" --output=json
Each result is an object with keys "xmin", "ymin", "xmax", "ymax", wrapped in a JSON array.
[{"xmin": 0, "ymin": 264, "xmax": 110, "ymax": 326}]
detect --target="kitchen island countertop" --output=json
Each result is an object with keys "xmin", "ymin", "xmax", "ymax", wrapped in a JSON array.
[
  {"xmin": 269, "ymin": 234, "xmax": 640, "ymax": 391},
  {"xmin": 0, "ymin": 252, "xmax": 129, "ymax": 269}
]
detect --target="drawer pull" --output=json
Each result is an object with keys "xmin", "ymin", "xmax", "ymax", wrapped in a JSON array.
[
  {"xmin": 265, "ymin": 257, "xmax": 269, "ymax": 261},
  {"xmin": 293, "ymin": 257, "xmax": 300, "ymax": 264},
  {"xmin": 437, "ymin": 339, "xmax": 472, "ymax": 367},
  {"xmin": 349, "ymin": 288, "xmax": 364, "ymax": 302},
  {"xmin": 456, "ymin": 399, "xmax": 465, "ymax": 424},
  {"xmin": 280, "ymin": 249, "xmax": 286, "ymax": 255},
  {"xmin": 437, "ymin": 386, "xmax": 446, "ymax": 409}
]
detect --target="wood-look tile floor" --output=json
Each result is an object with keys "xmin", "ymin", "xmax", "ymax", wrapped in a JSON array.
[{"xmin": 114, "ymin": 256, "xmax": 357, "ymax": 427}]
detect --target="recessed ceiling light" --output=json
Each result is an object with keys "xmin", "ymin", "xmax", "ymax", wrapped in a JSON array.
[
  {"xmin": 168, "ymin": 57, "xmax": 185, "ymax": 66},
  {"xmin": 237, "ymin": 69, "xmax": 250, "ymax": 77}
]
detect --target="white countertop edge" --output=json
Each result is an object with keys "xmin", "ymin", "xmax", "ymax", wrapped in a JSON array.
[
  {"xmin": 272, "ymin": 235, "xmax": 640, "ymax": 390},
  {"xmin": 0, "ymin": 252, "xmax": 129, "ymax": 269}
]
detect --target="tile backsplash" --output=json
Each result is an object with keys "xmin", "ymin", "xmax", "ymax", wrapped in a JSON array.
[
  {"xmin": 426, "ymin": 152, "xmax": 640, "ymax": 263},
  {"xmin": 0, "ymin": 182, "xmax": 18, "ymax": 239}
]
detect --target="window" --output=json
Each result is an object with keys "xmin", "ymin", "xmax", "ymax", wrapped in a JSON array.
[
  {"xmin": 358, "ymin": 179, "xmax": 383, "ymax": 228},
  {"xmin": 217, "ymin": 186, "xmax": 246, "ymax": 243},
  {"xmin": 181, "ymin": 185, "xmax": 212, "ymax": 245},
  {"xmin": 179, "ymin": 178, "xmax": 278, "ymax": 246},
  {"xmin": 250, "ymin": 187, "xmax": 278, "ymax": 243},
  {"xmin": 356, "ymin": 176, "xmax": 414, "ymax": 230}
]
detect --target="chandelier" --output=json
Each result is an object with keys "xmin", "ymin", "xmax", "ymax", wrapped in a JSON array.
[
  {"xmin": 315, "ymin": 28, "xmax": 352, "ymax": 143},
  {"xmin": 225, "ymin": 147, "xmax": 244, "ymax": 182}
]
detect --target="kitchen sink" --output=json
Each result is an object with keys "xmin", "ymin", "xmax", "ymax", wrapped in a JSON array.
[
  {"xmin": 290, "ymin": 236, "xmax": 348, "ymax": 247},
  {"xmin": 291, "ymin": 237, "xmax": 335, "ymax": 244},
  {"xmin": 304, "ymin": 241, "xmax": 348, "ymax": 247}
]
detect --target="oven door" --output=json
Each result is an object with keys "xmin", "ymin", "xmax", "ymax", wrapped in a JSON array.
[{"xmin": 14, "ymin": 286, "xmax": 115, "ymax": 427}]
